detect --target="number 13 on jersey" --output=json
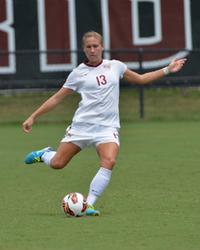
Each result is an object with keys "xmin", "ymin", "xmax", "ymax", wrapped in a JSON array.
[{"xmin": 96, "ymin": 75, "xmax": 107, "ymax": 86}]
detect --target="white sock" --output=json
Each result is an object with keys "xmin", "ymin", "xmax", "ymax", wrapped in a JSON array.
[
  {"xmin": 41, "ymin": 151, "xmax": 56, "ymax": 166},
  {"xmin": 87, "ymin": 167, "xmax": 112, "ymax": 206}
]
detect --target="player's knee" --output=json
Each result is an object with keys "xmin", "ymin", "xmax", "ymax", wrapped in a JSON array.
[
  {"xmin": 101, "ymin": 157, "xmax": 116, "ymax": 168},
  {"xmin": 50, "ymin": 158, "xmax": 68, "ymax": 169}
]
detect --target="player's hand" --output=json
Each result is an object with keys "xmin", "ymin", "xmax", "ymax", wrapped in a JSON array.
[
  {"xmin": 22, "ymin": 116, "xmax": 35, "ymax": 133},
  {"xmin": 168, "ymin": 58, "xmax": 187, "ymax": 73}
]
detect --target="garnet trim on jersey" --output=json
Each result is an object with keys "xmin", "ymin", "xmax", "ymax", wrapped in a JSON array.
[{"xmin": 84, "ymin": 60, "xmax": 103, "ymax": 67}]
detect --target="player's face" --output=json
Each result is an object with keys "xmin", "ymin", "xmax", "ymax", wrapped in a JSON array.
[{"xmin": 83, "ymin": 36, "xmax": 103, "ymax": 65}]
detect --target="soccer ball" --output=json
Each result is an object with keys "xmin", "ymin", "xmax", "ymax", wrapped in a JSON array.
[{"xmin": 62, "ymin": 192, "xmax": 88, "ymax": 217}]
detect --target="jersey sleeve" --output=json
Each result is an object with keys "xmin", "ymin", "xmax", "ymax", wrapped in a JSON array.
[
  {"xmin": 63, "ymin": 69, "xmax": 78, "ymax": 91},
  {"xmin": 113, "ymin": 60, "xmax": 127, "ymax": 78}
]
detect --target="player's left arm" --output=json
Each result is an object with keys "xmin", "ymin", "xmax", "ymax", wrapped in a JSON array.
[{"xmin": 122, "ymin": 58, "xmax": 187, "ymax": 85}]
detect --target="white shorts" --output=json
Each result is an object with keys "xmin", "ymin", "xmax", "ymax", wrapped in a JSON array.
[{"xmin": 61, "ymin": 122, "xmax": 120, "ymax": 149}]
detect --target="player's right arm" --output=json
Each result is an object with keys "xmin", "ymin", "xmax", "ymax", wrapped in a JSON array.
[{"xmin": 22, "ymin": 87, "xmax": 73, "ymax": 133}]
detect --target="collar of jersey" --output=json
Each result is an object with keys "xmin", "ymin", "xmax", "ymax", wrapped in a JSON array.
[{"xmin": 84, "ymin": 60, "xmax": 103, "ymax": 67}]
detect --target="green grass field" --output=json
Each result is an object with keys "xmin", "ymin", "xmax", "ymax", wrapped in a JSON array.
[
  {"xmin": 0, "ymin": 121, "xmax": 200, "ymax": 250},
  {"xmin": 0, "ymin": 88, "xmax": 200, "ymax": 249}
]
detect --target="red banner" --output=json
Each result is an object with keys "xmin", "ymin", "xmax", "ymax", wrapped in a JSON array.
[{"xmin": 102, "ymin": 0, "xmax": 192, "ymax": 68}]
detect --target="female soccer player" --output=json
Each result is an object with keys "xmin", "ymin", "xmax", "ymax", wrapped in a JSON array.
[{"xmin": 22, "ymin": 31, "xmax": 186, "ymax": 216}]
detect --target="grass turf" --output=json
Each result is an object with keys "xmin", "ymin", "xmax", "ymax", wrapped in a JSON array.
[
  {"xmin": 1, "ymin": 87, "xmax": 200, "ymax": 124},
  {"xmin": 0, "ymin": 121, "xmax": 199, "ymax": 250}
]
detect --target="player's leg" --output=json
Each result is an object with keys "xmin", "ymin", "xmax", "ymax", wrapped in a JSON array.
[
  {"xmin": 96, "ymin": 142, "xmax": 119, "ymax": 170},
  {"xmin": 86, "ymin": 142, "xmax": 119, "ymax": 214},
  {"xmin": 24, "ymin": 142, "xmax": 81, "ymax": 169},
  {"xmin": 49, "ymin": 142, "xmax": 81, "ymax": 169}
]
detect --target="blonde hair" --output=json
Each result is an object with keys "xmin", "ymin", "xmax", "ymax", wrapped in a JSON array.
[{"xmin": 82, "ymin": 31, "xmax": 103, "ymax": 47}]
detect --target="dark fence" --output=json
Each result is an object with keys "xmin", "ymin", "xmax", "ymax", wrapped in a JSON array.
[{"xmin": 1, "ymin": 48, "xmax": 200, "ymax": 87}]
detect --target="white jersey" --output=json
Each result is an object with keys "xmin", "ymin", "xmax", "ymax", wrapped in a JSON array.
[{"xmin": 63, "ymin": 59, "xmax": 127, "ymax": 128}]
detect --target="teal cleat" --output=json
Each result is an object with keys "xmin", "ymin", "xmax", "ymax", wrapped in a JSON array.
[
  {"xmin": 86, "ymin": 205, "xmax": 100, "ymax": 216},
  {"xmin": 24, "ymin": 147, "xmax": 53, "ymax": 164}
]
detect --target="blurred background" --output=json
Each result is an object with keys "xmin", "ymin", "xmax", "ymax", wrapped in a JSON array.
[{"xmin": 0, "ymin": 0, "xmax": 200, "ymax": 122}]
